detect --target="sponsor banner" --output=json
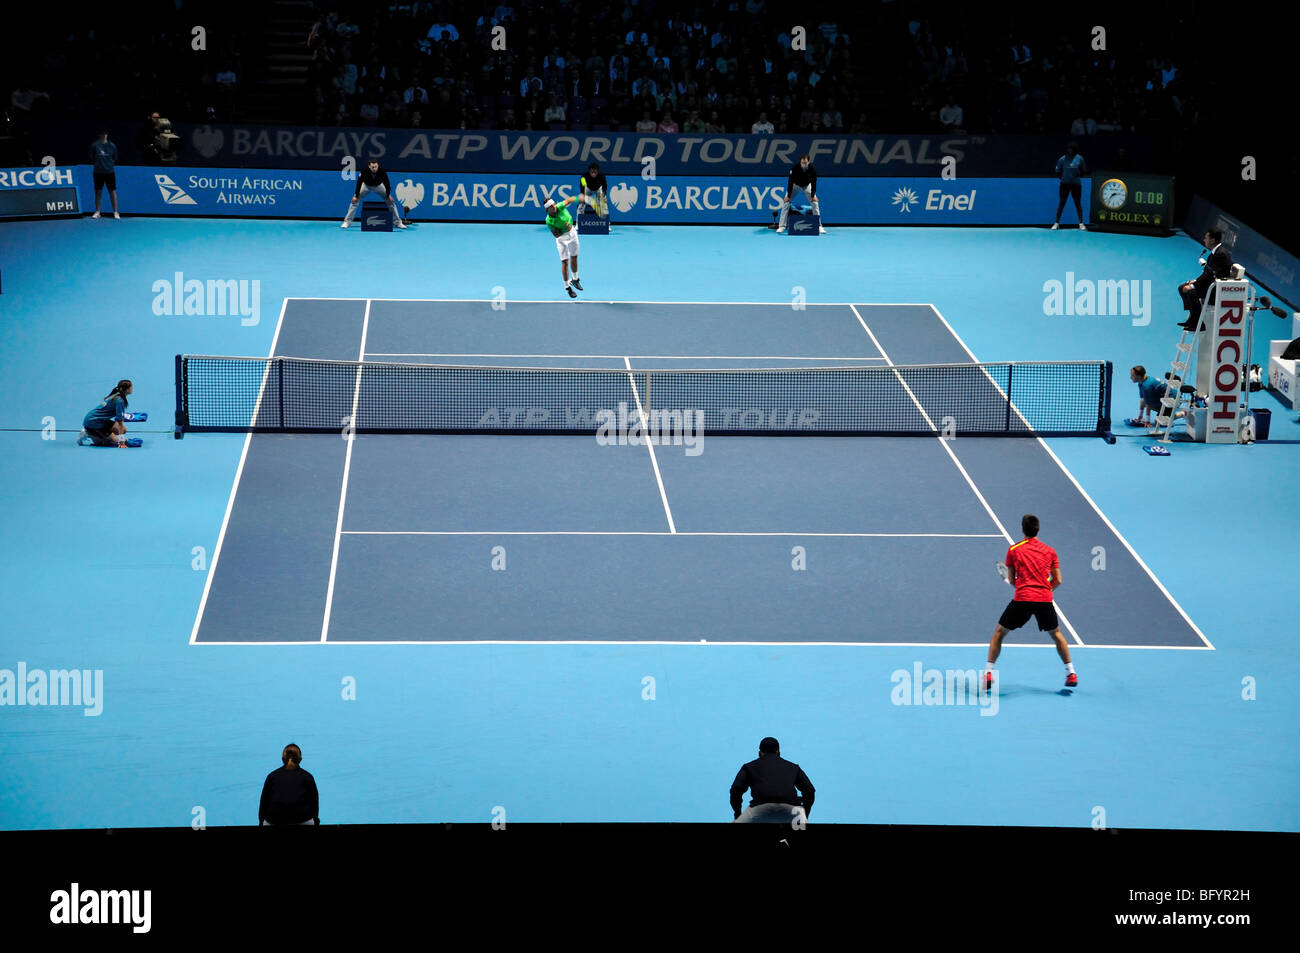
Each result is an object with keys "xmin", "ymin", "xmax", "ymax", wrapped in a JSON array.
[
  {"xmin": 68, "ymin": 165, "xmax": 1085, "ymax": 225},
  {"xmin": 1185, "ymin": 194, "xmax": 1298, "ymax": 312},
  {"xmin": 0, "ymin": 166, "xmax": 81, "ymax": 217},
  {"xmin": 41, "ymin": 119, "xmax": 1169, "ymax": 176},
  {"xmin": 1205, "ymin": 282, "xmax": 1252, "ymax": 444}
]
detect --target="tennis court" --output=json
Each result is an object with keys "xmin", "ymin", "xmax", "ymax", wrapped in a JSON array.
[
  {"xmin": 187, "ymin": 298, "xmax": 1203, "ymax": 649},
  {"xmin": 3, "ymin": 218, "xmax": 1296, "ymax": 831}
]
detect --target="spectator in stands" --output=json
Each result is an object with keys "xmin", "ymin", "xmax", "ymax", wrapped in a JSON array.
[
  {"xmin": 705, "ymin": 110, "xmax": 725, "ymax": 133},
  {"xmin": 1178, "ymin": 229, "xmax": 1233, "ymax": 331},
  {"xmin": 798, "ymin": 97, "xmax": 818, "ymax": 132},
  {"xmin": 88, "ymin": 129, "xmax": 120, "ymax": 220},
  {"xmin": 259, "ymin": 744, "xmax": 319, "ymax": 826},
  {"xmin": 382, "ymin": 90, "xmax": 405, "ymax": 124},
  {"xmin": 360, "ymin": 92, "xmax": 383, "ymax": 125},
  {"xmin": 404, "ymin": 78, "xmax": 430, "ymax": 107},
  {"xmin": 751, "ymin": 111, "xmax": 774, "ymax": 134},
  {"xmin": 682, "ymin": 110, "xmax": 706, "ymax": 133},
  {"xmin": 636, "ymin": 109, "xmax": 657, "ymax": 132},
  {"xmin": 427, "ymin": 20, "xmax": 458, "ymax": 42},
  {"xmin": 821, "ymin": 97, "xmax": 843, "ymax": 132},
  {"xmin": 1050, "ymin": 141, "xmax": 1087, "ymax": 231},
  {"xmin": 543, "ymin": 93, "xmax": 566, "ymax": 124},
  {"xmin": 215, "ymin": 63, "xmax": 238, "ymax": 92},
  {"xmin": 730, "ymin": 737, "xmax": 815, "ymax": 824},
  {"xmin": 939, "ymin": 97, "xmax": 964, "ymax": 130},
  {"xmin": 657, "ymin": 110, "xmax": 679, "ymax": 132},
  {"xmin": 497, "ymin": 107, "xmax": 517, "ymax": 130}
]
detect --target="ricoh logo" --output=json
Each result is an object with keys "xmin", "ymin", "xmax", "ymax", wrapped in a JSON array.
[
  {"xmin": 1042, "ymin": 272, "xmax": 1152, "ymax": 326},
  {"xmin": 151, "ymin": 271, "xmax": 260, "ymax": 325},
  {"xmin": 891, "ymin": 662, "xmax": 999, "ymax": 716},
  {"xmin": 49, "ymin": 883, "xmax": 151, "ymax": 933},
  {"xmin": 0, "ymin": 167, "xmax": 75, "ymax": 187},
  {"xmin": 0, "ymin": 662, "xmax": 103, "ymax": 716}
]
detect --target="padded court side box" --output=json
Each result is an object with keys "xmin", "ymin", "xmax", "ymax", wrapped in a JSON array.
[
  {"xmin": 360, "ymin": 202, "xmax": 392, "ymax": 231},
  {"xmin": 577, "ymin": 213, "xmax": 610, "ymax": 235},
  {"xmin": 787, "ymin": 210, "xmax": 821, "ymax": 235}
]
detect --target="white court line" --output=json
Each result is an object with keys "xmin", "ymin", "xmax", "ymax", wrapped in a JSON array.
[
  {"xmin": 189, "ymin": 297, "xmax": 290, "ymax": 645},
  {"xmin": 624, "ymin": 356, "xmax": 676, "ymax": 533},
  {"xmin": 289, "ymin": 297, "xmax": 934, "ymax": 306},
  {"xmin": 364, "ymin": 353, "xmax": 889, "ymax": 361},
  {"xmin": 191, "ymin": 638, "xmax": 1213, "ymax": 649},
  {"xmin": 320, "ymin": 299, "xmax": 371, "ymax": 643},
  {"xmin": 341, "ymin": 531, "xmax": 1005, "ymax": 537},
  {"xmin": 927, "ymin": 304, "xmax": 1214, "ymax": 651},
  {"xmin": 848, "ymin": 304, "xmax": 1084, "ymax": 648}
]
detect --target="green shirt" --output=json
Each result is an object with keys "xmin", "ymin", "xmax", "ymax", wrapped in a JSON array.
[{"xmin": 545, "ymin": 204, "xmax": 573, "ymax": 235}]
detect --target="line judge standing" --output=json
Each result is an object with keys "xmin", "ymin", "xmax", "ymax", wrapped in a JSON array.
[
  {"xmin": 342, "ymin": 158, "xmax": 406, "ymax": 229},
  {"xmin": 776, "ymin": 154, "xmax": 827, "ymax": 234}
]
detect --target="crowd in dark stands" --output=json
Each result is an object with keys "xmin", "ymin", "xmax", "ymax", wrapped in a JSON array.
[{"xmin": 6, "ymin": 1, "xmax": 1200, "ymax": 141}]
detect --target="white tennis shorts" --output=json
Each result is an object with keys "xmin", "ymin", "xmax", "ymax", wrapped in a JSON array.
[{"xmin": 554, "ymin": 228, "xmax": 580, "ymax": 259}]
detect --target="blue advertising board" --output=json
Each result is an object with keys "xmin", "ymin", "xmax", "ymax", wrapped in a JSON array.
[
  {"xmin": 40, "ymin": 120, "xmax": 1167, "ymax": 177},
  {"xmin": 62, "ymin": 164, "xmax": 1088, "ymax": 226}
]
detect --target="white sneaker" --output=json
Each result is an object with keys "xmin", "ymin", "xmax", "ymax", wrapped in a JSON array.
[
  {"xmin": 819, "ymin": 226, "xmax": 828, "ymax": 234},
  {"xmin": 341, "ymin": 220, "xmax": 350, "ymax": 228},
  {"xmin": 92, "ymin": 211, "xmax": 100, "ymax": 219},
  {"xmin": 113, "ymin": 212, "xmax": 120, "ymax": 220},
  {"xmin": 1049, "ymin": 222, "xmax": 1058, "ymax": 230},
  {"xmin": 1079, "ymin": 223, "xmax": 1087, "ymax": 231},
  {"xmin": 775, "ymin": 227, "xmax": 786, "ymax": 233},
  {"xmin": 397, "ymin": 221, "xmax": 407, "ymax": 229}
]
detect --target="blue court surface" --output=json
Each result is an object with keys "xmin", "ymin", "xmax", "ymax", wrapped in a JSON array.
[{"xmin": 1, "ymin": 218, "xmax": 1296, "ymax": 831}]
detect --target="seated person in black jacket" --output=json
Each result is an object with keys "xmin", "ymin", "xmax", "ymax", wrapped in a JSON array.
[
  {"xmin": 1179, "ymin": 229, "xmax": 1234, "ymax": 331},
  {"xmin": 730, "ymin": 736, "xmax": 815, "ymax": 823},
  {"xmin": 259, "ymin": 744, "xmax": 319, "ymax": 826}
]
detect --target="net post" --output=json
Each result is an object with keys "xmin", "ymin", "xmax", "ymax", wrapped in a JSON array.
[
  {"xmin": 1101, "ymin": 361, "xmax": 1113, "ymax": 431},
  {"xmin": 1004, "ymin": 362, "xmax": 1013, "ymax": 433},
  {"xmin": 174, "ymin": 354, "xmax": 187, "ymax": 432}
]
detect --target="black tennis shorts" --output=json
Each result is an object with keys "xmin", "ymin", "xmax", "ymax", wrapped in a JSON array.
[
  {"xmin": 93, "ymin": 171, "xmax": 117, "ymax": 190},
  {"xmin": 1058, "ymin": 182, "xmax": 1082, "ymax": 201},
  {"xmin": 998, "ymin": 600, "xmax": 1059, "ymax": 632}
]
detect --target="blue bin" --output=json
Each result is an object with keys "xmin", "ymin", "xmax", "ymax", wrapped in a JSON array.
[{"xmin": 1250, "ymin": 408, "xmax": 1271, "ymax": 440}]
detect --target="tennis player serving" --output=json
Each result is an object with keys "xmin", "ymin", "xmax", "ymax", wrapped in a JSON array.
[
  {"xmin": 544, "ymin": 195, "xmax": 583, "ymax": 298},
  {"xmin": 986, "ymin": 514, "xmax": 1078, "ymax": 692}
]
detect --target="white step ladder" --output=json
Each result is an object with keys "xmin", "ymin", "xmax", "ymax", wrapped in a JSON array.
[{"xmin": 1152, "ymin": 323, "xmax": 1202, "ymax": 443}]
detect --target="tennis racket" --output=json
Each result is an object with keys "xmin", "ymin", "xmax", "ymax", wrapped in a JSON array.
[{"xmin": 995, "ymin": 561, "xmax": 1011, "ymax": 584}]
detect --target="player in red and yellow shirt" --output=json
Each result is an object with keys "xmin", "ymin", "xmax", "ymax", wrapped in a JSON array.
[{"xmin": 985, "ymin": 514, "xmax": 1078, "ymax": 691}]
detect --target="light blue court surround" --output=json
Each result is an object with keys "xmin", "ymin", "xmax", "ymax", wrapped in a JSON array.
[{"xmin": 0, "ymin": 218, "xmax": 1295, "ymax": 830}]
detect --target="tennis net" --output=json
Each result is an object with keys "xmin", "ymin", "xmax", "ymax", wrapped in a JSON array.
[{"xmin": 174, "ymin": 355, "xmax": 1113, "ymax": 437}]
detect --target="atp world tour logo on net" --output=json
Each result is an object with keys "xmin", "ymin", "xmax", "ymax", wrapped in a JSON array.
[{"xmin": 1042, "ymin": 272, "xmax": 1152, "ymax": 326}]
